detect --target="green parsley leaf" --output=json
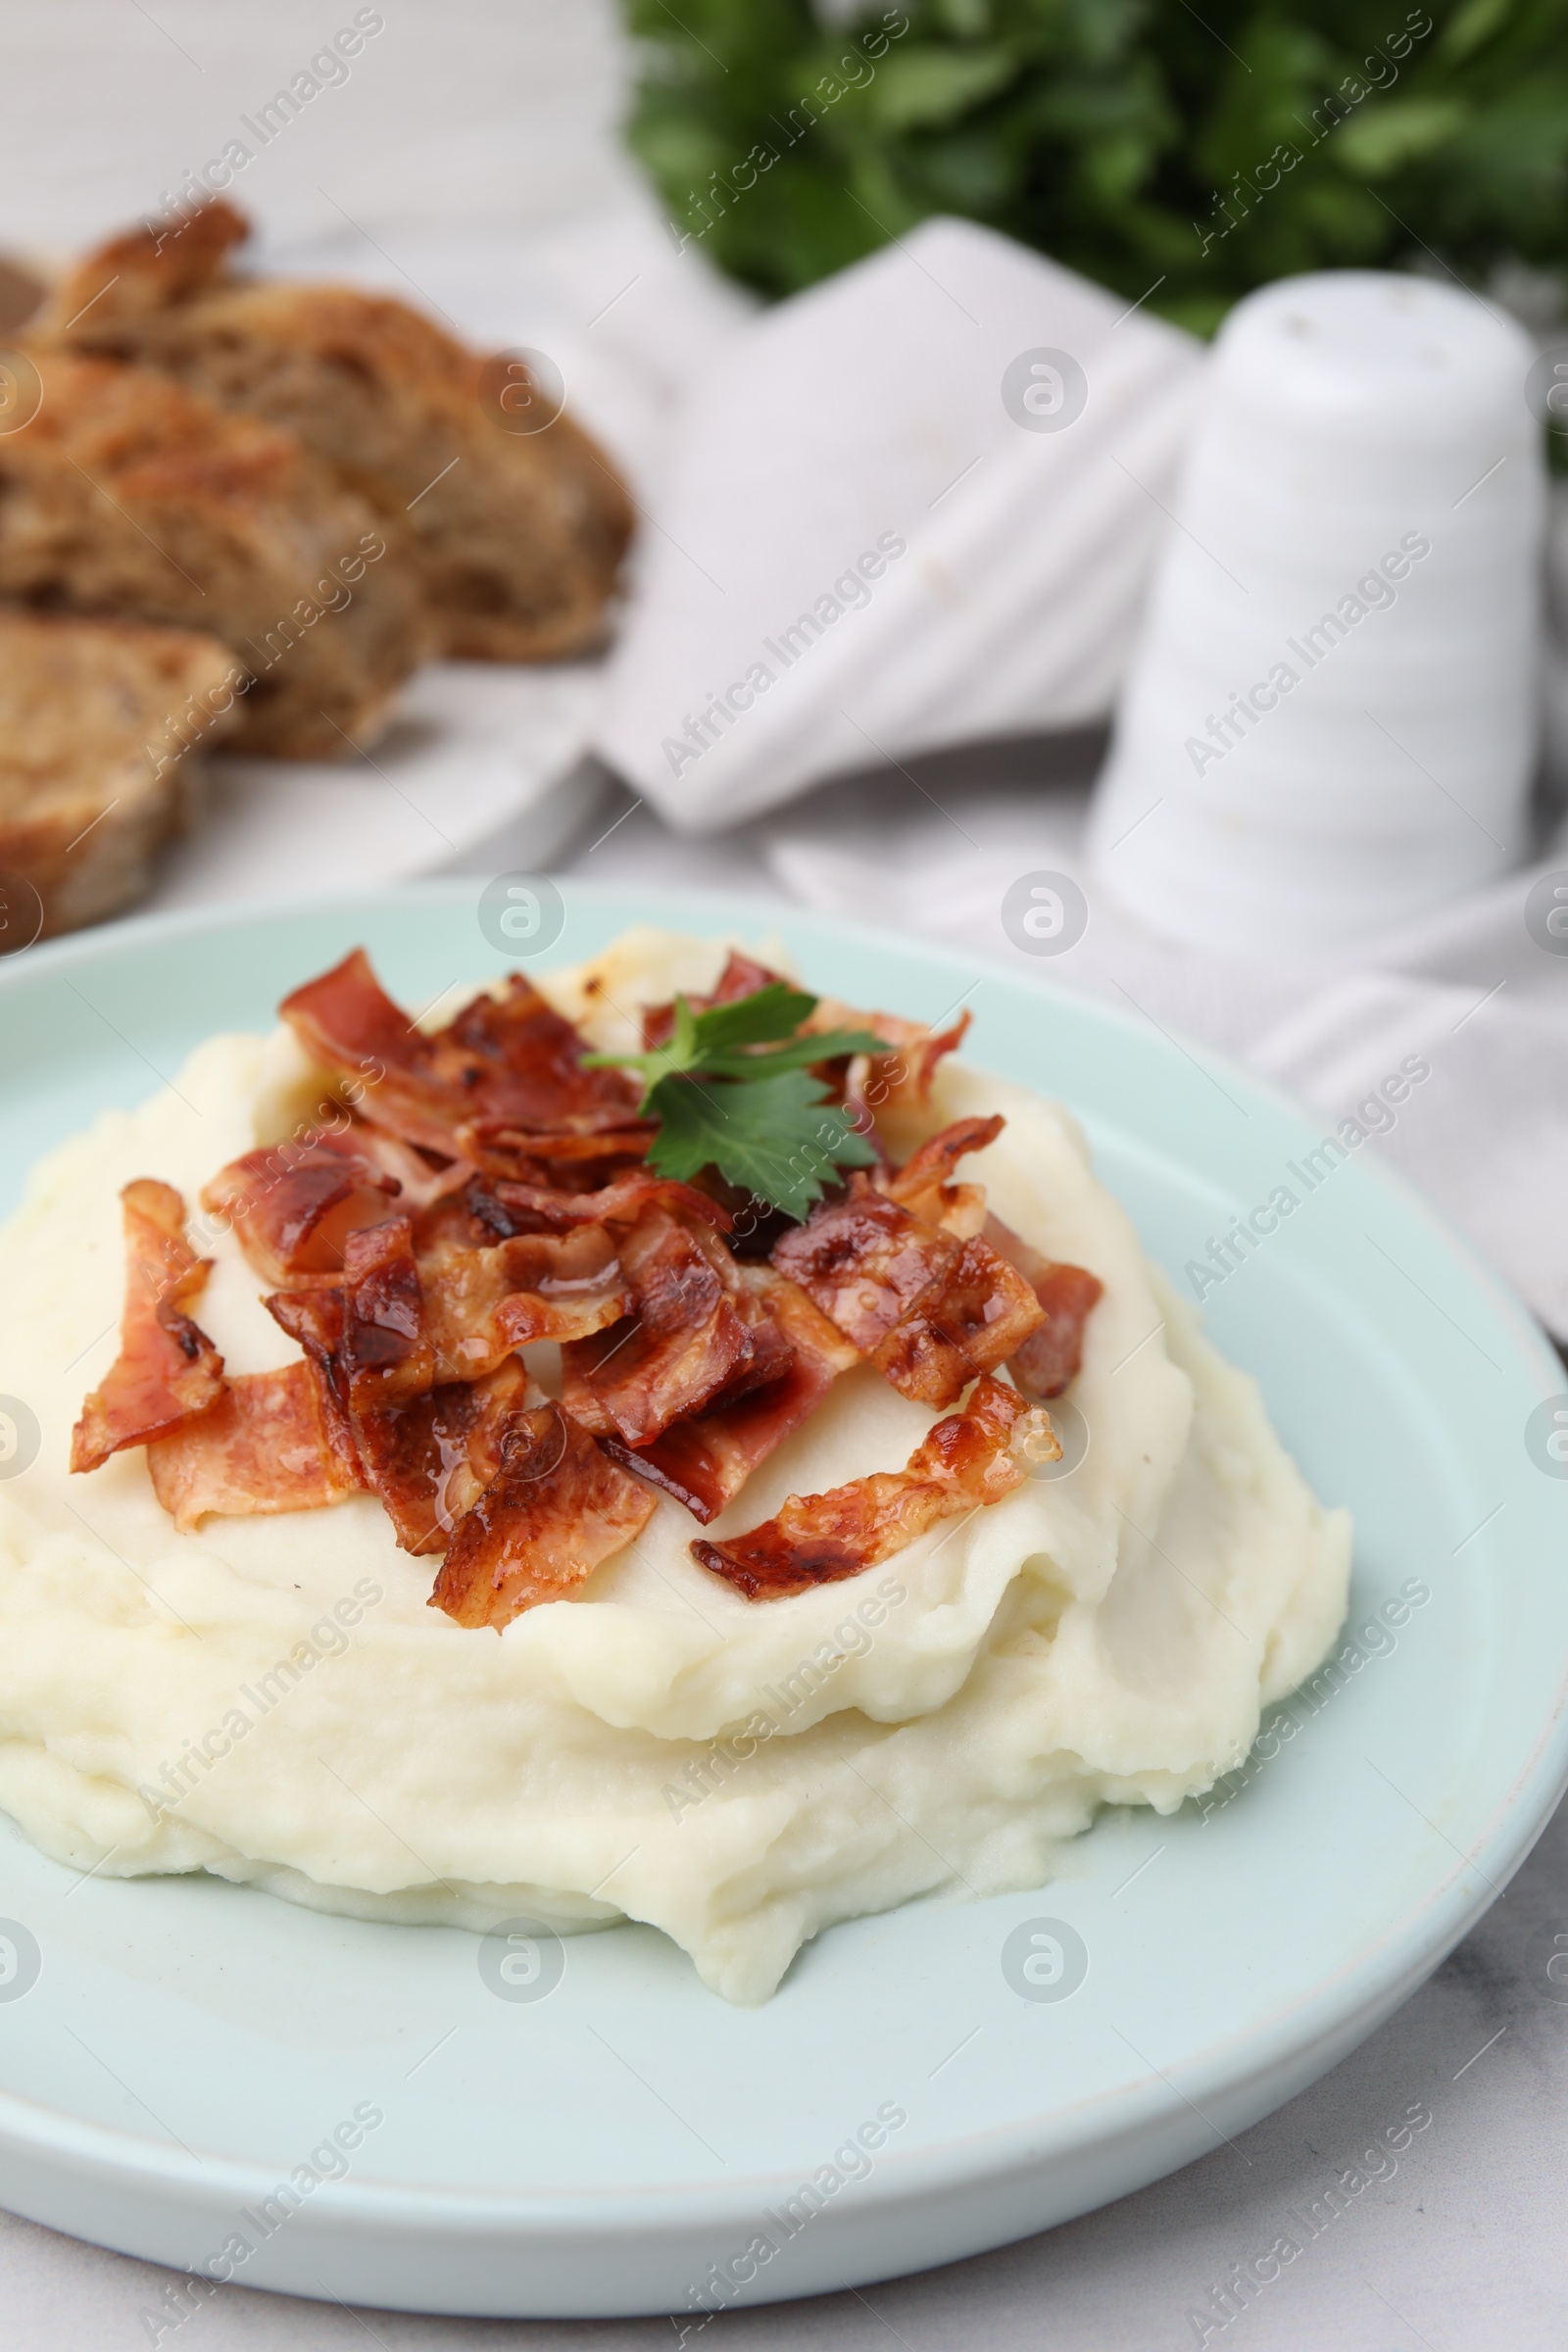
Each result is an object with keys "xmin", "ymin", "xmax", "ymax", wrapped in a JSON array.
[
  {"xmin": 584, "ymin": 982, "xmax": 890, "ymax": 1218},
  {"xmin": 667, "ymin": 979, "xmax": 817, "ymax": 1054},
  {"xmin": 621, "ymin": 0, "xmax": 1568, "ymax": 403},
  {"xmin": 646, "ymin": 1066, "xmax": 879, "ymax": 1221},
  {"xmin": 588, "ymin": 982, "xmax": 886, "ymax": 1095}
]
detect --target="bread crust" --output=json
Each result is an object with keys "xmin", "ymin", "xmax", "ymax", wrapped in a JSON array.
[
  {"xmin": 0, "ymin": 609, "xmax": 239, "ymax": 934},
  {"xmin": 42, "ymin": 199, "xmax": 245, "ymax": 329},
  {"xmin": 42, "ymin": 201, "xmax": 634, "ymax": 662},
  {"xmin": 0, "ymin": 344, "xmax": 428, "ymax": 756}
]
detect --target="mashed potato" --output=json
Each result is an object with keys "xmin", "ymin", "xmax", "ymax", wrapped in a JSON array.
[{"xmin": 0, "ymin": 932, "xmax": 1349, "ymax": 2001}]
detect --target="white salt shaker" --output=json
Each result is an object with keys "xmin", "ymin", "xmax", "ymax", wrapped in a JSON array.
[{"xmin": 1086, "ymin": 271, "xmax": 1546, "ymax": 954}]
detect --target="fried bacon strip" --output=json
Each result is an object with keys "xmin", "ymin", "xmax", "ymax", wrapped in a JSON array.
[
  {"xmin": 693, "ymin": 1372, "xmax": 1053, "ymax": 1599},
  {"xmin": 265, "ymin": 1223, "xmax": 419, "ymax": 1481},
  {"xmin": 805, "ymin": 995, "xmax": 970, "ymax": 1109},
  {"xmin": 281, "ymin": 950, "xmax": 641, "ymax": 1156},
  {"xmin": 355, "ymin": 1128, "xmax": 476, "ymax": 1211},
  {"xmin": 419, "ymin": 1225, "xmax": 631, "ymax": 1382},
  {"xmin": 266, "ymin": 1206, "xmax": 633, "ymax": 1403},
  {"xmin": 877, "ymin": 1114, "xmax": 1003, "ymax": 1238},
  {"xmin": 771, "ymin": 1168, "xmax": 1043, "ymax": 1410},
  {"xmin": 334, "ymin": 1216, "xmax": 434, "ymax": 1409},
  {"xmin": 780, "ymin": 1116, "xmax": 1100, "ymax": 1406},
  {"xmin": 265, "ymin": 1258, "xmax": 530, "ymax": 1552},
  {"xmin": 874, "ymin": 1232, "xmax": 1047, "ymax": 1407},
  {"xmin": 456, "ymin": 1120, "xmax": 654, "ymax": 1189},
  {"xmin": 771, "ymin": 1181, "xmax": 951, "ymax": 1351},
  {"xmin": 146, "ymin": 1362, "xmax": 366, "ymax": 1531},
  {"xmin": 561, "ymin": 1202, "xmax": 758, "ymax": 1446},
  {"xmin": 983, "ymin": 1215, "xmax": 1103, "ymax": 1400},
  {"xmin": 432, "ymin": 975, "xmax": 642, "ymax": 1128},
  {"xmin": 487, "ymin": 1167, "xmax": 729, "ymax": 1238},
  {"xmin": 261, "ymin": 1289, "xmax": 661, "ymax": 1594},
  {"xmin": 263, "ymin": 1282, "xmax": 356, "ymax": 1450},
  {"xmin": 353, "ymin": 1358, "xmax": 533, "ymax": 1555},
  {"xmin": 261, "ymin": 1216, "xmax": 631, "ymax": 1556},
  {"xmin": 202, "ymin": 1132, "xmax": 401, "ymax": 1288},
  {"xmin": 78, "ymin": 950, "xmax": 1103, "ymax": 1623},
  {"xmin": 429, "ymin": 1400, "xmax": 658, "ymax": 1628},
  {"xmin": 71, "ymin": 1180, "xmax": 225, "ymax": 1473},
  {"xmin": 278, "ymin": 947, "xmax": 412, "ymax": 1095},
  {"xmin": 603, "ymin": 1268, "xmax": 859, "ymax": 1523},
  {"xmin": 874, "ymin": 1120, "xmax": 1102, "ymax": 1399},
  {"xmin": 639, "ymin": 951, "xmax": 783, "ymax": 1049}
]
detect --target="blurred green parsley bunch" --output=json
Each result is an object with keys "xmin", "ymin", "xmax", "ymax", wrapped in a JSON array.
[{"xmin": 620, "ymin": 0, "xmax": 1568, "ymax": 336}]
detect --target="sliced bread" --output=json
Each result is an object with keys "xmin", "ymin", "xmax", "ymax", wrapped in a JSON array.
[
  {"xmin": 40, "ymin": 200, "xmax": 634, "ymax": 662},
  {"xmin": 0, "ymin": 344, "xmax": 429, "ymax": 757},
  {"xmin": 0, "ymin": 609, "xmax": 239, "ymax": 936}
]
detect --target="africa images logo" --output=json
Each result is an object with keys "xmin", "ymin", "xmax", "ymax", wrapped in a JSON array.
[{"xmin": 478, "ymin": 873, "xmax": 565, "ymax": 958}]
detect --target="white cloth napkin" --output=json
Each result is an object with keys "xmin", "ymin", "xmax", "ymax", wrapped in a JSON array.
[{"xmin": 593, "ymin": 219, "xmax": 1203, "ymax": 828}]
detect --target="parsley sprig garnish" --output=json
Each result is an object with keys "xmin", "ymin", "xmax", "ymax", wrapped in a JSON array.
[{"xmin": 586, "ymin": 982, "xmax": 888, "ymax": 1221}]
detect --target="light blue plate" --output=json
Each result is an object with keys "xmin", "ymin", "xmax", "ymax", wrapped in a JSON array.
[{"xmin": 0, "ymin": 880, "xmax": 1563, "ymax": 2321}]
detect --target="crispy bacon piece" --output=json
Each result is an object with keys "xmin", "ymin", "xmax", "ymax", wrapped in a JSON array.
[
  {"xmin": 455, "ymin": 1119, "xmax": 654, "ymax": 1188},
  {"xmin": 693, "ymin": 1372, "xmax": 1052, "ymax": 1598},
  {"xmin": 875, "ymin": 1008, "xmax": 970, "ymax": 1105},
  {"xmin": 489, "ymin": 1167, "xmax": 729, "ymax": 1238},
  {"xmin": 261, "ymin": 1285, "xmax": 368, "ymax": 1496},
  {"xmin": 265, "ymin": 1269, "xmax": 545, "ymax": 1552},
  {"xmin": 280, "ymin": 950, "xmax": 641, "ymax": 1156},
  {"xmin": 265, "ymin": 1203, "xmax": 630, "ymax": 1399},
  {"xmin": 146, "ymin": 1362, "xmax": 367, "ymax": 1531},
  {"xmin": 771, "ymin": 1180, "xmax": 954, "ymax": 1353},
  {"xmin": 561, "ymin": 1203, "xmax": 756, "ymax": 1446},
  {"xmin": 265, "ymin": 1282, "xmax": 344, "ymax": 1384},
  {"xmin": 878, "ymin": 1115, "xmax": 1004, "ymax": 1239},
  {"xmin": 429, "ymin": 976, "xmax": 640, "ymax": 1125},
  {"xmin": 337, "ymin": 1217, "xmax": 433, "ymax": 1407},
  {"xmin": 277, "ymin": 949, "xmax": 443, "ymax": 1151},
  {"xmin": 264, "ymin": 1214, "xmax": 431, "ymax": 1431},
  {"xmin": 984, "ymin": 1215, "xmax": 1103, "ymax": 1399},
  {"xmin": 805, "ymin": 996, "xmax": 970, "ymax": 1109},
  {"xmin": 72, "ymin": 1180, "xmax": 225, "ymax": 1473},
  {"xmin": 873, "ymin": 1122, "xmax": 1102, "ymax": 1398},
  {"xmin": 202, "ymin": 1131, "xmax": 402, "ymax": 1287},
  {"xmin": 606, "ymin": 1268, "xmax": 859, "ymax": 1523},
  {"xmin": 640, "ymin": 951, "xmax": 784, "ymax": 1050},
  {"xmin": 703, "ymin": 1292, "xmax": 797, "ymax": 1407},
  {"xmin": 561, "ymin": 1356, "xmax": 637, "ymax": 1438},
  {"xmin": 429, "ymin": 1400, "xmax": 658, "ymax": 1628},
  {"xmin": 354, "ymin": 1359, "xmax": 533, "ymax": 1554},
  {"xmin": 358, "ymin": 1129, "xmax": 476, "ymax": 1211},
  {"xmin": 278, "ymin": 947, "xmax": 412, "ymax": 1092},
  {"xmin": 772, "ymin": 1173, "xmax": 1044, "ymax": 1409},
  {"xmin": 872, "ymin": 1234, "xmax": 1046, "ymax": 1408},
  {"xmin": 419, "ymin": 1225, "xmax": 632, "ymax": 1382},
  {"xmin": 1013, "ymin": 1262, "xmax": 1102, "ymax": 1397}
]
